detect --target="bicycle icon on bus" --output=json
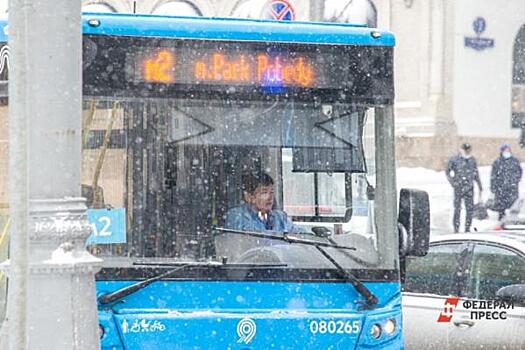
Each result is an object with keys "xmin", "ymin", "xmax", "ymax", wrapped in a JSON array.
[{"xmin": 121, "ymin": 319, "xmax": 166, "ymax": 333}]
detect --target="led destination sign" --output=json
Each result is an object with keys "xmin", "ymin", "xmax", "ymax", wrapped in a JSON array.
[
  {"xmin": 130, "ymin": 47, "xmax": 316, "ymax": 88},
  {"xmin": 194, "ymin": 53, "xmax": 314, "ymax": 87},
  {"xmin": 83, "ymin": 36, "xmax": 394, "ymax": 102}
]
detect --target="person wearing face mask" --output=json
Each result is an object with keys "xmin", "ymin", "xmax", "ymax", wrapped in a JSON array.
[
  {"xmin": 490, "ymin": 144, "xmax": 522, "ymax": 220},
  {"xmin": 225, "ymin": 171, "xmax": 306, "ymax": 234},
  {"xmin": 445, "ymin": 143, "xmax": 483, "ymax": 232}
]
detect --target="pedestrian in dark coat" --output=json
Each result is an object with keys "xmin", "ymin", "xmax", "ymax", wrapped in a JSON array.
[
  {"xmin": 490, "ymin": 144, "xmax": 522, "ymax": 220},
  {"xmin": 445, "ymin": 143, "xmax": 483, "ymax": 232}
]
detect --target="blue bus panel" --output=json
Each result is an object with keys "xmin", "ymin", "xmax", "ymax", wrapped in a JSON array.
[{"xmin": 97, "ymin": 280, "xmax": 403, "ymax": 349}]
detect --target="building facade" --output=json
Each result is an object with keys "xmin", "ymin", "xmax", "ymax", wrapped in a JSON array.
[
  {"xmin": 378, "ymin": 0, "xmax": 525, "ymax": 168},
  {"xmin": 0, "ymin": 0, "xmax": 524, "ymax": 170}
]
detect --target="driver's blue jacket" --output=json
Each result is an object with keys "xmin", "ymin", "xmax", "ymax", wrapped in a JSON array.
[{"xmin": 225, "ymin": 203, "xmax": 306, "ymax": 233}]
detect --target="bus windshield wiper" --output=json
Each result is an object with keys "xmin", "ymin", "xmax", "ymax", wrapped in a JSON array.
[
  {"xmin": 97, "ymin": 261, "xmax": 287, "ymax": 305},
  {"xmin": 215, "ymin": 227, "xmax": 378, "ymax": 306},
  {"xmin": 98, "ymin": 263, "xmax": 192, "ymax": 305}
]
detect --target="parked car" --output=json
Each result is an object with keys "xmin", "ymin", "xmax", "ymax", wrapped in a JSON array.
[{"xmin": 402, "ymin": 232, "xmax": 525, "ymax": 350}]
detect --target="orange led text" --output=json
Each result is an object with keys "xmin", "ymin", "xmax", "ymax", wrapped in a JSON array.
[
  {"xmin": 143, "ymin": 50, "xmax": 176, "ymax": 83},
  {"xmin": 194, "ymin": 54, "xmax": 251, "ymax": 82}
]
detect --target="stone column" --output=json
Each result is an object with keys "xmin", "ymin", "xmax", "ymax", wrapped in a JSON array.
[
  {"xmin": 429, "ymin": 0, "xmax": 458, "ymax": 169},
  {"xmin": 1, "ymin": 0, "xmax": 101, "ymax": 349}
]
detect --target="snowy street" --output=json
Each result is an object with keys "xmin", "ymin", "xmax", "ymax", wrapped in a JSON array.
[{"xmin": 397, "ymin": 164, "xmax": 525, "ymax": 234}]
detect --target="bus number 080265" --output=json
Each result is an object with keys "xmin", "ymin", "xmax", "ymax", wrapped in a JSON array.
[{"xmin": 309, "ymin": 320, "xmax": 360, "ymax": 335}]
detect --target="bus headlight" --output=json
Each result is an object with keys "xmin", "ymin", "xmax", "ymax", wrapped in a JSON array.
[
  {"xmin": 384, "ymin": 319, "xmax": 396, "ymax": 335},
  {"xmin": 370, "ymin": 324, "xmax": 382, "ymax": 339}
]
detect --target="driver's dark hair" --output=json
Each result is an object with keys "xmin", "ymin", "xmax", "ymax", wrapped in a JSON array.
[{"xmin": 242, "ymin": 171, "xmax": 274, "ymax": 194}]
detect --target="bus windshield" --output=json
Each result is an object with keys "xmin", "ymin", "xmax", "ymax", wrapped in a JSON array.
[{"xmin": 83, "ymin": 97, "xmax": 383, "ymax": 273}]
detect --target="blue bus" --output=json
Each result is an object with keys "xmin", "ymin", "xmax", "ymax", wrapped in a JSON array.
[{"xmin": 1, "ymin": 13, "xmax": 430, "ymax": 349}]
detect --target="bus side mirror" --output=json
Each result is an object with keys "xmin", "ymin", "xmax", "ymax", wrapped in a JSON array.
[{"xmin": 398, "ymin": 188, "xmax": 430, "ymax": 257}]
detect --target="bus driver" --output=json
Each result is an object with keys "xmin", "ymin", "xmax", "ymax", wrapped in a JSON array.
[{"xmin": 225, "ymin": 172, "xmax": 306, "ymax": 234}]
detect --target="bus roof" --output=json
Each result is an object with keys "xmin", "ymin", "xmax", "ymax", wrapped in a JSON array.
[
  {"xmin": 79, "ymin": 13, "xmax": 395, "ymax": 47},
  {"xmin": 0, "ymin": 14, "xmax": 395, "ymax": 46}
]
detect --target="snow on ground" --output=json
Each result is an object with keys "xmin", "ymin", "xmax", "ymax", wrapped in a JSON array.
[{"xmin": 396, "ymin": 165, "xmax": 525, "ymax": 235}]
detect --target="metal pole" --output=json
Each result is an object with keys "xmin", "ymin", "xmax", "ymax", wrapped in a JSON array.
[
  {"xmin": 1, "ymin": 0, "xmax": 101, "ymax": 348},
  {"xmin": 7, "ymin": 0, "xmax": 29, "ymax": 347}
]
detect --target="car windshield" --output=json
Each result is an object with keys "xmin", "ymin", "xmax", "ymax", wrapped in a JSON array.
[{"xmin": 82, "ymin": 97, "xmax": 383, "ymax": 274}]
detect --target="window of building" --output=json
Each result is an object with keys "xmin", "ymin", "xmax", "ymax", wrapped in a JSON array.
[
  {"xmin": 324, "ymin": 0, "xmax": 377, "ymax": 27},
  {"xmin": 514, "ymin": 25, "xmax": 525, "ymax": 85},
  {"xmin": 152, "ymin": 1, "xmax": 202, "ymax": 16},
  {"xmin": 512, "ymin": 25, "xmax": 525, "ymax": 128}
]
